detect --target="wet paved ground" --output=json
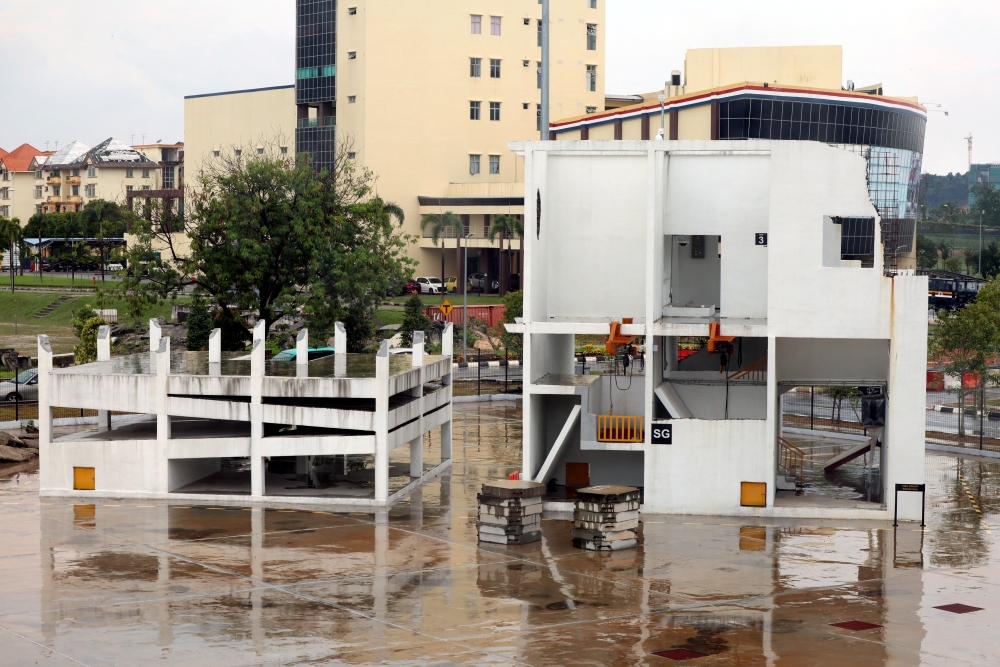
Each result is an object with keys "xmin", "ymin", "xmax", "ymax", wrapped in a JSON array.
[{"xmin": 1, "ymin": 402, "xmax": 999, "ymax": 666}]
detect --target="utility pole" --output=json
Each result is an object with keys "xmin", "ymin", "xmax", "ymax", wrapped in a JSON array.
[
  {"xmin": 980, "ymin": 209, "xmax": 985, "ymax": 277},
  {"xmin": 540, "ymin": 0, "xmax": 550, "ymax": 141},
  {"xmin": 462, "ymin": 233, "xmax": 472, "ymax": 359}
]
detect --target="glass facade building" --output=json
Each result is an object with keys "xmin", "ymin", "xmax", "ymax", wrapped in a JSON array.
[
  {"xmin": 719, "ymin": 94, "xmax": 926, "ymax": 271},
  {"xmin": 296, "ymin": 0, "xmax": 337, "ymax": 172}
]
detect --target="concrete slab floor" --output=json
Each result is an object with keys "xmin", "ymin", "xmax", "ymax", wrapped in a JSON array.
[{"xmin": 0, "ymin": 403, "xmax": 998, "ymax": 665}]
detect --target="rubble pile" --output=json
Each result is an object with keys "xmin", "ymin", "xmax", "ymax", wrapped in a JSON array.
[
  {"xmin": 477, "ymin": 480, "xmax": 546, "ymax": 545},
  {"xmin": 572, "ymin": 485, "xmax": 641, "ymax": 551}
]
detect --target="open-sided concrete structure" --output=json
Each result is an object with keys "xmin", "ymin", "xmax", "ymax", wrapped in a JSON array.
[
  {"xmin": 37, "ymin": 322, "xmax": 454, "ymax": 507},
  {"xmin": 510, "ymin": 139, "xmax": 927, "ymax": 521}
]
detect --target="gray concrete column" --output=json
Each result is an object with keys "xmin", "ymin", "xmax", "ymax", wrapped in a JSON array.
[
  {"xmin": 335, "ymin": 321, "xmax": 347, "ymax": 377},
  {"xmin": 249, "ymin": 321, "xmax": 266, "ymax": 498},
  {"xmin": 374, "ymin": 340, "xmax": 390, "ymax": 502},
  {"xmin": 410, "ymin": 331, "xmax": 425, "ymax": 477},
  {"xmin": 440, "ymin": 420, "xmax": 453, "ymax": 462},
  {"xmin": 37, "ymin": 335, "xmax": 54, "ymax": 489},
  {"xmin": 155, "ymin": 337, "xmax": 171, "ymax": 442},
  {"xmin": 97, "ymin": 324, "xmax": 112, "ymax": 432},
  {"xmin": 440, "ymin": 323, "xmax": 454, "ymax": 462},
  {"xmin": 296, "ymin": 328, "xmax": 308, "ymax": 379}
]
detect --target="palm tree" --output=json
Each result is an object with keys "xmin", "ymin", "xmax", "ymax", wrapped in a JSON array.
[
  {"xmin": 488, "ymin": 214, "xmax": 524, "ymax": 295},
  {"xmin": 420, "ymin": 212, "xmax": 462, "ymax": 297},
  {"xmin": 81, "ymin": 199, "xmax": 122, "ymax": 282}
]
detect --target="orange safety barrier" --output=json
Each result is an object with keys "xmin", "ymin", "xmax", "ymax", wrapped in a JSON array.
[{"xmin": 597, "ymin": 415, "xmax": 645, "ymax": 443}]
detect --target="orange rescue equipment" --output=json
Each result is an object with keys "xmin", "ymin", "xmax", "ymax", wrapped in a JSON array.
[
  {"xmin": 605, "ymin": 318, "xmax": 635, "ymax": 355},
  {"xmin": 707, "ymin": 322, "xmax": 736, "ymax": 354}
]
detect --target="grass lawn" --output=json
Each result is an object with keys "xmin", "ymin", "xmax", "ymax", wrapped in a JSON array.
[{"xmin": 6, "ymin": 275, "xmax": 122, "ymax": 288}]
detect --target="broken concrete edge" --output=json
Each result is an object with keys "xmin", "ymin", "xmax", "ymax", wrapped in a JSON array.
[{"xmin": 453, "ymin": 394, "xmax": 522, "ymax": 404}]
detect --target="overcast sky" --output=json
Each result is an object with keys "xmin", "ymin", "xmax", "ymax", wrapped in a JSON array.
[{"xmin": 1, "ymin": 0, "xmax": 994, "ymax": 175}]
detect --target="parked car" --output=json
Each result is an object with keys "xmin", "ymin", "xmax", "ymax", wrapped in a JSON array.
[
  {"xmin": 416, "ymin": 277, "xmax": 444, "ymax": 294},
  {"xmin": 105, "ymin": 262, "xmax": 124, "ymax": 272},
  {"xmin": 1, "ymin": 370, "xmax": 38, "ymax": 402},
  {"xmin": 468, "ymin": 273, "xmax": 500, "ymax": 292},
  {"xmin": 271, "ymin": 347, "xmax": 336, "ymax": 362},
  {"xmin": 444, "ymin": 277, "xmax": 459, "ymax": 293}
]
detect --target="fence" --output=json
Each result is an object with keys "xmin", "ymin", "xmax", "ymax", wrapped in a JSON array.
[
  {"xmin": 781, "ymin": 387, "xmax": 867, "ymax": 436},
  {"xmin": 925, "ymin": 386, "xmax": 1000, "ymax": 454},
  {"xmin": 425, "ymin": 305, "xmax": 507, "ymax": 328},
  {"xmin": 0, "ymin": 401, "xmax": 100, "ymax": 425},
  {"xmin": 451, "ymin": 348, "xmax": 522, "ymax": 397}
]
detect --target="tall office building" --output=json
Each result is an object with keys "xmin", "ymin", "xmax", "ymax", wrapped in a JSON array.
[{"xmin": 295, "ymin": 0, "xmax": 338, "ymax": 172}]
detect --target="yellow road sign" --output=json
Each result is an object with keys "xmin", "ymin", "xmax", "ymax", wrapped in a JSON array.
[{"xmin": 440, "ymin": 300, "xmax": 454, "ymax": 317}]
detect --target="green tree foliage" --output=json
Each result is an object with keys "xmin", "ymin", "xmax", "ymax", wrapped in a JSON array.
[
  {"xmin": 70, "ymin": 305, "xmax": 107, "ymax": 364},
  {"xmin": 933, "ymin": 280, "xmax": 1000, "ymax": 436},
  {"xmin": 185, "ymin": 297, "xmax": 214, "ymax": 351},
  {"xmin": 964, "ymin": 242, "xmax": 1000, "ymax": 279},
  {"xmin": 0, "ymin": 216, "xmax": 22, "ymax": 290},
  {"xmin": 488, "ymin": 213, "xmax": 524, "ymax": 295},
  {"xmin": 920, "ymin": 172, "xmax": 969, "ymax": 216},
  {"xmin": 400, "ymin": 295, "xmax": 430, "ymax": 348},
  {"xmin": 916, "ymin": 234, "xmax": 938, "ymax": 269},
  {"xmin": 943, "ymin": 256, "xmax": 964, "ymax": 273},
  {"xmin": 118, "ymin": 141, "xmax": 414, "ymax": 351},
  {"xmin": 970, "ymin": 183, "xmax": 1000, "ymax": 227},
  {"xmin": 419, "ymin": 211, "xmax": 462, "ymax": 289},
  {"xmin": 499, "ymin": 289, "xmax": 523, "ymax": 354}
]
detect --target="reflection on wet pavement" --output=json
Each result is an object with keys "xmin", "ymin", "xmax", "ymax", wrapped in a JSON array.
[{"xmin": 1, "ymin": 403, "xmax": 999, "ymax": 665}]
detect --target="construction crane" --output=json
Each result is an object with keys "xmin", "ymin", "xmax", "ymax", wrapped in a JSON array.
[{"xmin": 965, "ymin": 133, "xmax": 973, "ymax": 173}]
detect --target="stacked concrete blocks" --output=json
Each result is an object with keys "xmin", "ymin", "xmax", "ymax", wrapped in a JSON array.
[
  {"xmin": 477, "ymin": 480, "xmax": 546, "ymax": 545},
  {"xmin": 572, "ymin": 485, "xmax": 641, "ymax": 551}
]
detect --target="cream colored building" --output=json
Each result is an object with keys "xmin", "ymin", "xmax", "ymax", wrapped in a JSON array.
[
  {"xmin": 0, "ymin": 143, "xmax": 51, "ymax": 222},
  {"xmin": 551, "ymin": 46, "xmax": 925, "ymax": 271},
  {"xmin": 184, "ymin": 0, "xmax": 607, "ymax": 286}
]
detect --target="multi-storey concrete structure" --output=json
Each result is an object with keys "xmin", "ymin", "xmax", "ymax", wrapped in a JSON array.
[
  {"xmin": 510, "ymin": 138, "xmax": 927, "ymax": 521},
  {"xmin": 969, "ymin": 163, "xmax": 1000, "ymax": 212},
  {"xmin": 38, "ymin": 139, "xmax": 162, "ymax": 214},
  {"xmin": 37, "ymin": 322, "xmax": 456, "ymax": 506},
  {"xmin": 0, "ymin": 143, "xmax": 50, "ymax": 221},
  {"xmin": 551, "ymin": 46, "xmax": 925, "ymax": 272},
  {"xmin": 184, "ymin": 0, "xmax": 607, "ymax": 284}
]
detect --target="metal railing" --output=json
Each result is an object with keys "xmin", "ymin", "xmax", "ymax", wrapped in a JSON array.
[
  {"xmin": 777, "ymin": 436, "xmax": 805, "ymax": 486},
  {"xmin": 451, "ymin": 348, "xmax": 522, "ymax": 397},
  {"xmin": 730, "ymin": 356, "xmax": 767, "ymax": 381},
  {"xmin": 597, "ymin": 415, "xmax": 644, "ymax": 443}
]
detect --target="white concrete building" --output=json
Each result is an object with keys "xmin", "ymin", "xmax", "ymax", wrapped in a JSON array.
[
  {"xmin": 509, "ymin": 139, "xmax": 927, "ymax": 521},
  {"xmin": 36, "ymin": 322, "xmax": 455, "ymax": 506}
]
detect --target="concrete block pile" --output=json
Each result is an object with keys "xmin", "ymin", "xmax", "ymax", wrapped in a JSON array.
[
  {"xmin": 572, "ymin": 485, "xmax": 641, "ymax": 551},
  {"xmin": 477, "ymin": 480, "xmax": 546, "ymax": 545}
]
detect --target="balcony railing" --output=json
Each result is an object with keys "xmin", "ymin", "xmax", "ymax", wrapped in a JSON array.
[
  {"xmin": 47, "ymin": 177, "xmax": 61, "ymax": 186},
  {"xmin": 65, "ymin": 176, "xmax": 81, "ymax": 186},
  {"xmin": 597, "ymin": 415, "xmax": 645, "ymax": 443},
  {"xmin": 297, "ymin": 117, "xmax": 337, "ymax": 128}
]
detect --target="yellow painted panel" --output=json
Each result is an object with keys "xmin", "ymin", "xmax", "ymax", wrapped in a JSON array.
[
  {"xmin": 73, "ymin": 467, "xmax": 95, "ymax": 491},
  {"xmin": 621, "ymin": 118, "xmax": 643, "ymax": 140},
  {"xmin": 677, "ymin": 105, "xmax": 711, "ymax": 140},
  {"xmin": 740, "ymin": 481, "xmax": 766, "ymax": 507}
]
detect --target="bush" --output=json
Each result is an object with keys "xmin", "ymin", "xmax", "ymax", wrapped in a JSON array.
[
  {"xmin": 186, "ymin": 298, "xmax": 213, "ymax": 351},
  {"xmin": 499, "ymin": 290, "xmax": 523, "ymax": 354},
  {"xmin": 400, "ymin": 295, "xmax": 430, "ymax": 347},
  {"xmin": 70, "ymin": 304, "xmax": 106, "ymax": 364}
]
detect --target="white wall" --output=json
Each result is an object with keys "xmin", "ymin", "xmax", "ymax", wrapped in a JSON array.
[{"xmin": 775, "ymin": 338, "xmax": 890, "ymax": 383}]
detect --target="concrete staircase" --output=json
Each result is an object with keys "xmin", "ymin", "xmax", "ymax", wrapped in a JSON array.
[
  {"xmin": 823, "ymin": 439, "xmax": 876, "ymax": 472},
  {"xmin": 34, "ymin": 295, "xmax": 73, "ymax": 318}
]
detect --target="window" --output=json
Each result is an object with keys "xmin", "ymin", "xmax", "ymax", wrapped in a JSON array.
[
  {"xmin": 257, "ymin": 148, "xmax": 264, "ymax": 155},
  {"xmin": 537, "ymin": 20, "xmax": 542, "ymax": 47},
  {"xmin": 213, "ymin": 150, "xmax": 220, "ymax": 158},
  {"xmin": 589, "ymin": 0, "xmax": 597, "ymax": 7},
  {"xmin": 234, "ymin": 150, "xmax": 242, "ymax": 157},
  {"xmin": 53, "ymin": 186, "xmax": 61, "ymax": 196},
  {"xmin": 51, "ymin": 170, "xmax": 60, "ymax": 177},
  {"xmin": 348, "ymin": 6, "xmax": 357, "ymax": 14},
  {"xmin": 523, "ymin": 59, "xmax": 530, "ymax": 67},
  {"xmin": 280, "ymin": 146, "xmax": 288, "ymax": 154},
  {"xmin": 87, "ymin": 165, "xmax": 96, "ymax": 178},
  {"xmin": 297, "ymin": 67, "xmax": 319, "ymax": 79},
  {"xmin": 71, "ymin": 185, "xmax": 80, "ymax": 196},
  {"xmin": 470, "ymin": 57, "xmax": 481, "ymax": 77},
  {"xmin": 489, "ymin": 101, "xmax": 501, "ymax": 121},
  {"xmin": 34, "ymin": 186, "xmax": 43, "ymax": 198},
  {"xmin": 489, "ymin": 155, "xmax": 500, "ymax": 174},
  {"xmin": 0, "ymin": 188, "xmax": 8, "ymax": 199},
  {"xmin": 348, "ymin": 95, "xmax": 357, "ymax": 103},
  {"xmin": 85, "ymin": 184, "xmax": 96, "ymax": 197},
  {"xmin": 471, "ymin": 14, "xmax": 481, "ymax": 34},
  {"xmin": 322, "ymin": 65, "xmax": 336, "ymax": 76},
  {"xmin": 470, "ymin": 100, "xmax": 481, "ymax": 120},
  {"xmin": 163, "ymin": 166, "xmax": 176, "ymax": 189},
  {"xmin": 523, "ymin": 102, "xmax": 529, "ymax": 109},
  {"xmin": 348, "ymin": 152, "xmax": 357, "ymax": 159},
  {"xmin": 0, "ymin": 206, "xmax": 7, "ymax": 217},
  {"xmin": 490, "ymin": 58, "xmax": 501, "ymax": 78},
  {"xmin": 1, "ymin": 171, "xmax": 9, "ymax": 182},
  {"xmin": 34, "ymin": 169, "xmax": 42, "ymax": 179},
  {"xmin": 126, "ymin": 185, "xmax": 133, "ymax": 192},
  {"xmin": 469, "ymin": 154, "xmax": 481, "ymax": 175},
  {"xmin": 523, "ymin": 18, "xmax": 530, "ymax": 25},
  {"xmin": 586, "ymin": 106, "xmax": 597, "ymax": 113},
  {"xmin": 142, "ymin": 185, "xmax": 151, "ymax": 191},
  {"xmin": 537, "ymin": 61, "xmax": 542, "ymax": 89},
  {"xmin": 348, "ymin": 51, "xmax": 357, "ymax": 59},
  {"xmin": 587, "ymin": 23, "xmax": 597, "ymax": 50},
  {"xmin": 35, "ymin": 205, "xmax": 42, "ymax": 215},
  {"xmin": 490, "ymin": 16, "xmax": 501, "ymax": 35},
  {"xmin": 586, "ymin": 64, "xmax": 597, "ymax": 92},
  {"xmin": 142, "ymin": 168, "xmax": 150, "ymax": 178},
  {"xmin": 126, "ymin": 168, "xmax": 134, "ymax": 178},
  {"xmin": 72, "ymin": 169, "xmax": 80, "ymax": 177},
  {"xmin": 537, "ymin": 104, "xmax": 542, "ymax": 131}
]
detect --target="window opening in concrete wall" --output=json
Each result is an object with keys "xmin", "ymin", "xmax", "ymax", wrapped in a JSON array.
[{"xmin": 664, "ymin": 234, "xmax": 721, "ymax": 317}]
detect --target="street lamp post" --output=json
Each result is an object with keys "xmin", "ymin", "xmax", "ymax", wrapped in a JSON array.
[
  {"xmin": 463, "ymin": 232, "xmax": 473, "ymax": 360},
  {"xmin": 980, "ymin": 209, "xmax": 984, "ymax": 277},
  {"xmin": 657, "ymin": 93, "xmax": 666, "ymax": 140}
]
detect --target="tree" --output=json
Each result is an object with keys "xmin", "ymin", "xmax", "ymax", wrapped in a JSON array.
[
  {"xmin": 419, "ymin": 212, "xmax": 462, "ymax": 296},
  {"xmin": 943, "ymin": 256, "xmax": 964, "ymax": 274},
  {"xmin": 933, "ymin": 280, "xmax": 1000, "ymax": 437},
  {"xmin": 825, "ymin": 386, "xmax": 860, "ymax": 423},
  {"xmin": 185, "ymin": 297, "xmax": 214, "ymax": 351},
  {"xmin": 118, "ymin": 139, "xmax": 414, "ymax": 351},
  {"xmin": 488, "ymin": 213, "xmax": 524, "ymax": 295},
  {"xmin": 80, "ymin": 199, "xmax": 125, "ymax": 282},
  {"xmin": 0, "ymin": 216, "xmax": 21, "ymax": 292},
  {"xmin": 70, "ymin": 304, "xmax": 107, "ymax": 364},
  {"xmin": 498, "ymin": 289, "xmax": 523, "ymax": 355},
  {"xmin": 399, "ymin": 295, "xmax": 430, "ymax": 348},
  {"xmin": 916, "ymin": 234, "xmax": 938, "ymax": 270},
  {"xmin": 970, "ymin": 183, "xmax": 1000, "ymax": 228}
]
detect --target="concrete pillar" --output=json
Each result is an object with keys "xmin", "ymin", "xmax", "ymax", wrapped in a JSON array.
[
  {"xmin": 296, "ymin": 456, "xmax": 309, "ymax": 474},
  {"xmin": 155, "ymin": 337, "xmax": 171, "ymax": 442},
  {"xmin": 441, "ymin": 420, "xmax": 453, "ymax": 462},
  {"xmin": 374, "ymin": 340, "xmax": 390, "ymax": 502},
  {"xmin": 97, "ymin": 325, "xmax": 112, "ymax": 431},
  {"xmin": 440, "ymin": 323, "xmax": 454, "ymax": 461},
  {"xmin": 149, "ymin": 318, "xmax": 161, "ymax": 370},
  {"xmin": 296, "ymin": 329, "xmax": 308, "ymax": 364},
  {"xmin": 335, "ymin": 321, "xmax": 347, "ymax": 377},
  {"xmin": 410, "ymin": 331, "xmax": 425, "ymax": 477},
  {"xmin": 250, "ymin": 321, "xmax": 266, "ymax": 498},
  {"xmin": 442, "ymin": 322, "xmax": 454, "ymax": 358},
  {"xmin": 37, "ymin": 335, "xmax": 54, "ymax": 489},
  {"xmin": 208, "ymin": 329, "xmax": 221, "ymax": 376}
]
